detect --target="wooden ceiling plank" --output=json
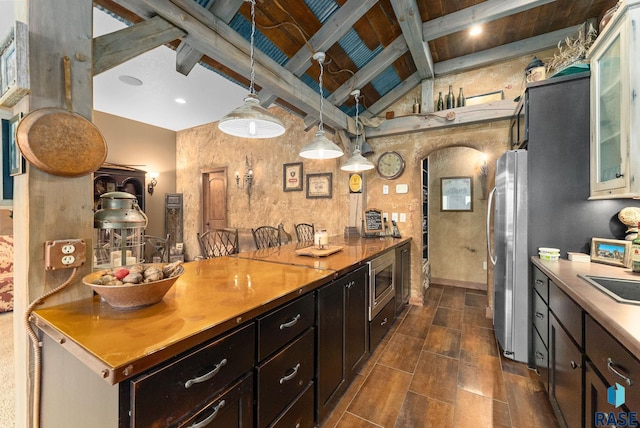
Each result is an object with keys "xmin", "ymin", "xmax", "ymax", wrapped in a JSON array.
[
  {"xmin": 390, "ymin": 0, "xmax": 434, "ymax": 78},
  {"xmin": 328, "ymin": 35, "xmax": 408, "ymax": 106},
  {"xmin": 93, "ymin": 15, "xmax": 186, "ymax": 76},
  {"xmin": 121, "ymin": 0, "xmax": 351, "ymax": 131},
  {"xmin": 422, "ymin": 0, "xmax": 556, "ymax": 41},
  {"xmin": 434, "ymin": 24, "xmax": 582, "ymax": 75},
  {"xmin": 174, "ymin": 0, "xmax": 243, "ymax": 76}
]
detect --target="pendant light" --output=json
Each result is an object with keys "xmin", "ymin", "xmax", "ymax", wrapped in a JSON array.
[
  {"xmin": 341, "ymin": 89, "xmax": 374, "ymax": 172},
  {"xmin": 218, "ymin": 0, "xmax": 285, "ymax": 138},
  {"xmin": 299, "ymin": 52, "xmax": 344, "ymax": 159}
]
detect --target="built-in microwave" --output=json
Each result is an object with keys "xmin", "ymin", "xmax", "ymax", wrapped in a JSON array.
[
  {"xmin": 510, "ymin": 92, "xmax": 528, "ymax": 149},
  {"xmin": 368, "ymin": 251, "xmax": 395, "ymax": 321}
]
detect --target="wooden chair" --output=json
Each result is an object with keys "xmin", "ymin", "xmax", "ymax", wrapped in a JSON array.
[
  {"xmin": 143, "ymin": 234, "xmax": 170, "ymax": 263},
  {"xmin": 197, "ymin": 228, "xmax": 239, "ymax": 258},
  {"xmin": 252, "ymin": 226, "xmax": 281, "ymax": 249},
  {"xmin": 294, "ymin": 223, "xmax": 315, "ymax": 242}
]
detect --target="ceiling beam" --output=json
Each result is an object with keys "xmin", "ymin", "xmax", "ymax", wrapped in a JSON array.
[
  {"xmin": 390, "ymin": 0, "xmax": 434, "ymax": 79},
  {"xmin": 423, "ymin": 0, "xmax": 556, "ymax": 41},
  {"xmin": 174, "ymin": 0, "xmax": 243, "ymax": 76},
  {"xmin": 361, "ymin": 72, "xmax": 421, "ymax": 119},
  {"xmin": 93, "ymin": 15, "xmax": 185, "ymax": 75},
  {"xmin": 434, "ymin": 24, "xmax": 582, "ymax": 75},
  {"xmin": 118, "ymin": 0, "xmax": 352, "ymax": 131}
]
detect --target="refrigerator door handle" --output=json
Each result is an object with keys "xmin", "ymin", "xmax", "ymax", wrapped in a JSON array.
[{"xmin": 487, "ymin": 186, "xmax": 497, "ymax": 266}]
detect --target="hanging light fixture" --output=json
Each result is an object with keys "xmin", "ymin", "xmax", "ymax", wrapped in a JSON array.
[
  {"xmin": 299, "ymin": 52, "xmax": 344, "ymax": 159},
  {"xmin": 218, "ymin": 0, "xmax": 285, "ymax": 138},
  {"xmin": 341, "ymin": 89, "xmax": 374, "ymax": 172}
]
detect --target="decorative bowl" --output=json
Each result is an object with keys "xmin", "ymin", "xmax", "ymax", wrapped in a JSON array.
[{"xmin": 82, "ymin": 263, "xmax": 184, "ymax": 310}]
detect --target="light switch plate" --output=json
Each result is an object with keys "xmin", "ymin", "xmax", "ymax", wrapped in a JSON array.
[
  {"xmin": 383, "ymin": 185, "xmax": 389, "ymax": 195},
  {"xmin": 396, "ymin": 184, "xmax": 408, "ymax": 193},
  {"xmin": 391, "ymin": 212, "xmax": 398, "ymax": 222},
  {"xmin": 399, "ymin": 213, "xmax": 406, "ymax": 222}
]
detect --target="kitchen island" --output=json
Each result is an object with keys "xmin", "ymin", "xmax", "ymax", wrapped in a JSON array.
[{"xmin": 33, "ymin": 236, "xmax": 410, "ymax": 427}]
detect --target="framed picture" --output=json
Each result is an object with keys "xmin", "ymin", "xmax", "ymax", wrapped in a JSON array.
[
  {"xmin": 0, "ymin": 22, "xmax": 30, "ymax": 108},
  {"xmin": 590, "ymin": 238, "xmax": 631, "ymax": 268},
  {"xmin": 283, "ymin": 162, "xmax": 303, "ymax": 192},
  {"xmin": 306, "ymin": 172, "xmax": 332, "ymax": 199},
  {"xmin": 441, "ymin": 176, "xmax": 472, "ymax": 211},
  {"xmin": 8, "ymin": 113, "xmax": 24, "ymax": 176}
]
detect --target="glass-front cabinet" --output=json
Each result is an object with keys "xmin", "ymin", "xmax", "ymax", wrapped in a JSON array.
[{"xmin": 588, "ymin": 0, "xmax": 640, "ymax": 198}]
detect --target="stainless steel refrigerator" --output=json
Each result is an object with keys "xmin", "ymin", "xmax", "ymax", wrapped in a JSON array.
[{"xmin": 488, "ymin": 150, "xmax": 529, "ymax": 363}]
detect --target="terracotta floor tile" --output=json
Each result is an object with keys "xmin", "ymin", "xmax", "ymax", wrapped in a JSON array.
[
  {"xmin": 395, "ymin": 313, "xmax": 433, "ymax": 340},
  {"xmin": 424, "ymin": 284, "xmax": 444, "ymax": 302},
  {"xmin": 461, "ymin": 324, "xmax": 499, "ymax": 357},
  {"xmin": 439, "ymin": 287, "xmax": 466, "ymax": 310},
  {"xmin": 500, "ymin": 353, "xmax": 535, "ymax": 378},
  {"xmin": 377, "ymin": 332, "xmax": 424, "ymax": 373},
  {"xmin": 346, "ymin": 364, "xmax": 412, "ymax": 427},
  {"xmin": 463, "ymin": 305, "xmax": 494, "ymax": 329},
  {"xmin": 409, "ymin": 351, "xmax": 459, "ymax": 404},
  {"xmin": 322, "ymin": 374, "xmax": 366, "ymax": 428},
  {"xmin": 423, "ymin": 325, "xmax": 461, "ymax": 359},
  {"xmin": 357, "ymin": 337, "xmax": 388, "ymax": 378},
  {"xmin": 333, "ymin": 411, "xmax": 381, "ymax": 427},
  {"xmin": 503, "ymin": 372, "xmax": 559, "ymax": 428},
  {"xmin": 432, "ymin": 307, "xmax": 464, "ymax": 330},
  {"xmin": 465, "ymin": 292, "xmax": 489, "ymax": 308},
  {"xmin": 408, "ymin": 299, "xmax": 438, "ymax": 318},
  {"xmin": 394, "ymin": 391, "xmax": 454, "ymax": 428},
  {"xmin": 452, "ymin": 389, "xmax": 512, "ymax": 428},
  {"xmin": 457, "ymin": 350, "xmax": 507, "ymax": 401}
]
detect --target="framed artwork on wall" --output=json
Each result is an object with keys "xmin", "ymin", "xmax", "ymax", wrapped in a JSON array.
[
  {"xmin": 0, "ymin": 22, "xmax": 30, "ymax": 108},
  {"xmin": 8, "ymin": 112, "xmax": 24, "ymax": 176},
  {"xmin": 441, "ymin": 176, "xmax": 472, "ymax": 212},
  {"xmin": 283, "ymin": 162, "xmax": 303, "ymax": 192},
  {"xmin": 306, "ymin": 172, "xmax": 332, "ymax": 199}
]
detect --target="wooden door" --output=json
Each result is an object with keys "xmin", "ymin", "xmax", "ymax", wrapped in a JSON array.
[{"xmin": 202, "ymin": 168, "xmax": 227, "ymax": 231}]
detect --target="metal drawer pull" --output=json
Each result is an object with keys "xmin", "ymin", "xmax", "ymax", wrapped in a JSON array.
[
  {"xmin": 346, "ymin": 281, "xmax": 354, "ymax": 289},
  {"xmin": 607, "ymin": 358, "xmax": 633, "ymax": 386},
  {"xmin": 279, "ymin": 363, "xmax": 301, "ymax": 384},
  {"xmin": 187, "ymin": 400, "xmax": 225, "ymax": 428},
  {"xmin": 535, "ymin": 279, "xmax": 544, "ymax": 286},
  {"xmin": 185, "ymin": 358, "xmax": 227, "ymax": 388},
  {"xmin": 570, "ymin": 360, "xmax": 580, "ymax": 370},
  {"xmin": 280, "ymin": 314, "xmax": 301, "ymax": 330},
  {"xmin": 380, "ymin": 317, "xmax": 388, "ymax": 326},
  {"xmin": 535, "ymin": 351, "xmax": 544, "ymax": 361},
  {"xmin": 535, "ymin": 312, "xmax": 544, "ymax": 319}
]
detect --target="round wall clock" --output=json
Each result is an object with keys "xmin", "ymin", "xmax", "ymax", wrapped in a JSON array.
[{"xmin": 376, "ymin": 151, "xmax": 405, "ymax": 179}]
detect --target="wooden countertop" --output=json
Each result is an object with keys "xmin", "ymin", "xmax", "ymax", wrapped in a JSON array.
[
  {"xmin": 33, "ymin": 236, "xmax": 410, "ymax": 384},
  {"xmin": 532, "ymin": 257, "xmax": 640, "ymax": 358}
]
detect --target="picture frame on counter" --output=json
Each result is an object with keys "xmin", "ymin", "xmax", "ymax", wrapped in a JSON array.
[
  {"xmin": 306, "ymin": 172, "xmax": 332, "ymax": 199},
  {"xmin": 0, "ymin": 21, "xmax": 30, "ymax": 108},
  {"xmin": 590, "ymin": 238, "xmax": 631, "ymax": 268},
  {"xmin": 283, "ymin": 162, "xmax": 303, "ymax": 192},
  {"xmin": 441, "ymin": 176, "xmax": 472, "ymax": 212}
]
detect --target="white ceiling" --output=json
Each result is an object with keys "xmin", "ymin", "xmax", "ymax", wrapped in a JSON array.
[{"xmin": 0, "ymin": 4, "xmax": 248, "ymax": 131}]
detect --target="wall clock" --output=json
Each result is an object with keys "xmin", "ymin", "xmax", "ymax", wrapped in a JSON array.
[{"xmin": 376, "ymin": 151, "xmax": 405, "ymax": 179}]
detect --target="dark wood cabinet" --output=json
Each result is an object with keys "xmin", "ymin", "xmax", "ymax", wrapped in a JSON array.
[
  {"xmin": 395, "ymin": 242, "xmax": 410, "ymax": 317},
  {"xmin": 584, "ymin": 361, "xmax": 624, "ymax": 428},
  {"xmin": 316, "ymin": 265, "xmax": 369, "ymax": 423}
]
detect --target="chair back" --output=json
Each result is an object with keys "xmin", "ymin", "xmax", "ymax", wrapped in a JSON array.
[
  {"xmin": 197, "ymin": 228, "xmax": 239, "ymax": 258},
  {"xmin": 252, "ymin": 226, "xmax": 281, "ymax": 249},
  {"xmin": 143, "ymin": 234, "xmax": 170, "ymax": 263},
  {"xmin": 294, "ymin": 223, "xmax": 315, "ymax": 242}
]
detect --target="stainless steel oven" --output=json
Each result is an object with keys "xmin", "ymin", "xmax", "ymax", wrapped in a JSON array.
[{"xmin": 368, "ymin": 251, "xmax": 395, "ymax": 321}]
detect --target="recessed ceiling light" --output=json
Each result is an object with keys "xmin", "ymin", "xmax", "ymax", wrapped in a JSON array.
[
  {"xmin": 118, "ymin": 75, "xmax": 143, "ymax": 86},
  {"xmin": 174, "ymin": 98, "xmax": 187, "ymax": 104},
  {"xmin": 470, "ymin": 25, "xmax": 482, "ymax": 36}
]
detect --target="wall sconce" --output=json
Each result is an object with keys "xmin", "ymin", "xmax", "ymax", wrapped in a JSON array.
[
  {"xmin": 147, "ymin": 172, "xmax": 159, "ymax": 195},
  {"xmin": 236, "ymin": 155, "xmax": 254, "ymax": 204}
]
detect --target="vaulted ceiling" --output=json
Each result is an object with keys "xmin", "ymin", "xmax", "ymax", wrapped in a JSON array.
[{"xmin": 93, "ymin": 0, "xmax": 617, "ymax": 134}]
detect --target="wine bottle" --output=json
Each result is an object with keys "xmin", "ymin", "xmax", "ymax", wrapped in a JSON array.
[
  {"xmin": 457, "ymin": 87, "xmax": 465, "ymax": 107},
  {"xmin": 633, "ymin": 223, "xmax": 640, "ymax": 273},
  {"xmin": 436, "ymin": 92, "xmax": 444, "ymax": 111},
  {"xmin": 446, "ymin": 85, "xmax": 455, "ymax": 109}
]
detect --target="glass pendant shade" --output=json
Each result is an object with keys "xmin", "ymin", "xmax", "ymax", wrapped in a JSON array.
[
  {"xmin": 299, "ymin": 130, "xmax": 344, "ymax": 159},
  {"xmin": 340, "ymin": 149, "xmax": 374, "ymax": 171},
  {"xmin": 218, "ymin": 94, "xmax": 285, "ymax": 138}
]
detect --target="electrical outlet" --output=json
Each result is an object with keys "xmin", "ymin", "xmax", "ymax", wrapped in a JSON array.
[
  {"xmin": 382, "ymin": 185, "xmax": 389, "ymax": 195},
  {"xmin": 483, "ymin": 261, "xmax": 487, "ymax": 270},
  {"xmin": 45, "ymin": 239, "xmax": 87, "ymax": 270}
]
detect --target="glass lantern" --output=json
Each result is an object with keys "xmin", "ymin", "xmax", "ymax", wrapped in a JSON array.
[{"xmin": 93, "ymin": 191, "xmax": 148, "ymax": 270}]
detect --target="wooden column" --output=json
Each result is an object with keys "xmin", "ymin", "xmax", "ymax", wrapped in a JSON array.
[{"xmin": 14, "ymin": 1, "xmax": 94, "ymax": 426}]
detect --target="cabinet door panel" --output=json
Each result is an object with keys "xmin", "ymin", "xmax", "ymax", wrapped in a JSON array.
[{"xmin": 345, "ymin": 266, "xmax": 369, "ymax": 377}]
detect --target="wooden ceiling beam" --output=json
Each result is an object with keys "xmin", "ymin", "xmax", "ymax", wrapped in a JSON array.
[
  {"xmin": 422, "ymin": 0, "xmax": 557, "ymax": 41},
  {"xmin": 390, "ymin": 0, "xmax": 434, "ymax": 79},
  {"xmin": 93, "ymin": 15, "xmax": 185, "ymax": 76}
]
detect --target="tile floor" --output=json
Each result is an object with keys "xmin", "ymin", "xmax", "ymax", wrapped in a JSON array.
[{"xmin": 321, "ymin": 284, "xmax": 560, "ymax": 427}]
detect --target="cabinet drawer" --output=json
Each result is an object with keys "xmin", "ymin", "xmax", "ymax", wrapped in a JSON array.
[
  {"xmin": 176, "ymin": 372, "xmax": 253, "ymax": 428},
  {"xmin": 586, "ymin": 315, "xmax": 640, "ymax": 413},
  {"xmin": 533, "ymin": 290, "xmax": 548, "ymax": 346},
  {"xmin": 131, "ymin": 323, "xmax": 255, "ymax": 428},
  {"xmin": 257, "ymin": 328, "xmax": 315, "ymax": 428},
  {"xmin": 533, "ymin": 328, "xmax": 548, "ymax": 391},
  {"xmin": 549, "ymin": 280, "xmax": 583, "ymax": 348},
  {"xmin": 269, "ymin": 381, "xmax": 315, "ymax": 428},
  {"xmin": 532, "ymin": 266, "xmax": 549, "ymax": 303},
  {"xmin": 370, "ymin": 297, "xmax": 395, "ymax": 351},
  {"xmin": 257, "ymin": 292, "xmax": 315, "ymax": 361}
]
